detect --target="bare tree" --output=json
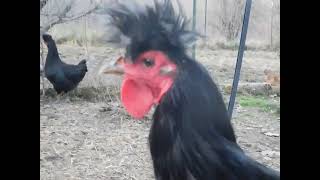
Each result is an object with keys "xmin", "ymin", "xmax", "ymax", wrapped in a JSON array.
[
  {"xmin": 40, "ymin": 0, "xmax": 99, "ymax": 35},
  {"xmin": 216, "ymin": 0, "xmax": 245, "ymax": 41}
]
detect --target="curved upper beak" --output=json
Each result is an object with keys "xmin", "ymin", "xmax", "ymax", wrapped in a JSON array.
[{"xmin": 100, "ymin": 56, "xmax": 125, "ymax": 75}]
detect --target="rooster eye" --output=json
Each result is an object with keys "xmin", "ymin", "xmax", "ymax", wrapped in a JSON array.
[{"xmin": 143, "ymin": 58, "xmax": 155, "ymax": 67}]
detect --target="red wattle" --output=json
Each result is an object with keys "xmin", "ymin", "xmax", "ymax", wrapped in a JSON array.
[{"xmin": 120, "ymin": 77, "xmax": 154, "ymax": 119}]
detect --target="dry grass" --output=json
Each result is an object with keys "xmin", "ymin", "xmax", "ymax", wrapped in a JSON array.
[{"xmin": 40, "ymin": 98, "xmax": 155, "ymax": 180}]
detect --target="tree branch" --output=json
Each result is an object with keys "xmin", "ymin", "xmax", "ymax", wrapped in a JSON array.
[
  {"xmin": 40, "ymin": 4, "xmax": 98, "ymax": 35},
  {"xmin": 40, "ymin": 0, "xmax": 49, "ymax": 11}
]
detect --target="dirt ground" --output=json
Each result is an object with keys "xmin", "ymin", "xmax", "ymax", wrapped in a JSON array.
[{"xmin": 40, "ymin": 44, "xmax": 280, "ymax": 180}]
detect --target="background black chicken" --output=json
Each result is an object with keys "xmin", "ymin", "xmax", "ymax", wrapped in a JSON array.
[
  {"xmin": 104, "ymin": 0, "xmax": 280, "ymax": 180},
  {"xmin": 42, "ymin": 34, "xmax": 88, "ymax": 95}
]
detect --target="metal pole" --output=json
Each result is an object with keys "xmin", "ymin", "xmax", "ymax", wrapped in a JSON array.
[
  {"xmin": 192, "ymin": 0, "xmax": 197, "ymax": 59},
  {"xmin": 270, "ymin": 1, "xmax": 274, "ymax": 48},
  {"xmin": 204, "ymin": 0, "xmax": 208, "ymax": 37},
  {"xmin": 227, "ymin": 0, "xmax": 252, "ymax": 119}
]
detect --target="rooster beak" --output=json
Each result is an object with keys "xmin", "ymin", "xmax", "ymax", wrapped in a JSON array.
[{"xmin": 101, "ymin": 56, "xmax": 125, "ymax": 75}]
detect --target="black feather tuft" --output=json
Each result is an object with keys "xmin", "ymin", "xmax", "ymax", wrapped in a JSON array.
[
  {"xmin": 105, "ymin": 0, "xmax": 200, "ymax": 62},
  {"xmin": 42, "ymin": 34, "xmax": 53, "ymax": 43}
]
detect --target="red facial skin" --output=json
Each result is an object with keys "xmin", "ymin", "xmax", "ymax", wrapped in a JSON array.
[{"xmin": 119, "ymin": 50, "xmax": 177, "ymax": 119}]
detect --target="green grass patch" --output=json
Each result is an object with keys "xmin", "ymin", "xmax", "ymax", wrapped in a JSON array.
[{"xmin": 238, "ymin": 95, "xmax": 280, "ymax": 114}]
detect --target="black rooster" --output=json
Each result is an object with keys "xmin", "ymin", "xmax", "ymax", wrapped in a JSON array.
[
  {"xmin": 42, "ymin": 34, "xmax": 88, "ymax": 95},
  {"xmin": 102, "ymin": 0, "xmax": 280, "ymax": 179}
]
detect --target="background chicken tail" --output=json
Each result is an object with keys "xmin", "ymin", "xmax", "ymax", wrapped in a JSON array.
[
  {"xmin": 78, "ymin": 59, "xmax": 86, "ymax": 65},
  {"xmin": 78, "ymin": 59, "xmax": 88, "ymax": 72}
]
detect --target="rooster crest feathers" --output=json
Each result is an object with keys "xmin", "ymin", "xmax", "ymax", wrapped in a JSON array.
[{"xmin": 104, "ymin": 0, "xmax": 200, "ymax": 62}]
